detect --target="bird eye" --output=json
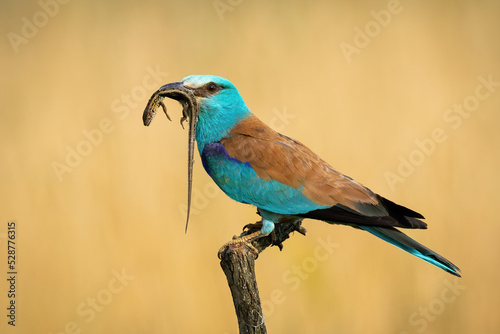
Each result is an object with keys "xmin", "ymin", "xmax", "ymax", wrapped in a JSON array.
[{"xmin": 206, "ymin": 82, "xmax": 219, "ymax": 93}]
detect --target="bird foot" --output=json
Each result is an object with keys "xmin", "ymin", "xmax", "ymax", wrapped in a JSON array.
[
  {"xmin": 242, "ymin": 221, "xmax": 262, "ymax": 232},
  {"xmin": 243, "ymin": 221, "xmax": 279, "ymax": 243},
  {"xmin": 218, "ymin": 231, "xmax": 263, "ymax": 259}
]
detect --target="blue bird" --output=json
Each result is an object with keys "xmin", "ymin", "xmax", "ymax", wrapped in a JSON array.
[{"xmin": 143, "ymin": 75, "xmax": 460, "ymax": 277}]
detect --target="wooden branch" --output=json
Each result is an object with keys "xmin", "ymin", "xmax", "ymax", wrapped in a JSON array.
[{"xmin": 219, "ymin": 218, "xmax": 305, "ymax": 334}]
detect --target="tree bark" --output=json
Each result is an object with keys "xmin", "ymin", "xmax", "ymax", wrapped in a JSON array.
[{"xmin": 219, "ymin": 218, "xmax": 305, "ymax": 334}]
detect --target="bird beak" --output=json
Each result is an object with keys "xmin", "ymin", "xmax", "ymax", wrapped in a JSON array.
[
  {"xmin": 143, "ymin": 82, "xmax": 201, "ymax": 234},
  {"xmin": 142, "ymin": 81, "xmax": 198, "ymax": 126}
]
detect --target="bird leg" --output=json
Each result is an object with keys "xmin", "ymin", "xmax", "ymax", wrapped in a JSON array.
[
  {"xmin": 243, "ymin": 220, "xmax": 278, "ymax": 244},
  {"xmin": 217, "ymin": 231, "xmax": 264, "ymax": 259}
]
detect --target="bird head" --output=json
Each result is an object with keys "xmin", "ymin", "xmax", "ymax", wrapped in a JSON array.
[
  {"xmin": 181, "ymin": 75, "xmax": 252, "ymax": 149},
  {"xmin": 144, "ymin": 75, "xmax": 251, "ymax": 152},
  {"xmin": 143, "ymin": 75, "xmax": 251, "ymax": 232}
]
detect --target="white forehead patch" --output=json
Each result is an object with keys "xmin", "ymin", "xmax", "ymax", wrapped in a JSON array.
[{"xmin": 182, "ymin": 74, "xmax": 228, "ymax": 89}]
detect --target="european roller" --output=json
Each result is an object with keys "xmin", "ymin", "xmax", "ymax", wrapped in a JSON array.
[{"xmin": 143, "ymin": 75, "xmax": 460, "ymax": 277}]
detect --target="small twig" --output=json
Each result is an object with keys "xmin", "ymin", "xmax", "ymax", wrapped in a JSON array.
[{"xmin": 219, "ymin": 218, "xmax": 305, "ymax": 334}]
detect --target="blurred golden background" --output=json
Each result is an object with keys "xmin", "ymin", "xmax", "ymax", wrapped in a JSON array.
[{"xmin": 1, "ymin": 0, "xmax": 499, "ymax": 333}]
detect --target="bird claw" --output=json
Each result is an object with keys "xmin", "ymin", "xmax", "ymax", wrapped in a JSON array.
[
  {"xmin": 221, "ymin": 220, "xmax": 305, "ymax": 257},
  {"xmin": 242, "ymin": 221, "xmax": 262, "ymax": 232}
]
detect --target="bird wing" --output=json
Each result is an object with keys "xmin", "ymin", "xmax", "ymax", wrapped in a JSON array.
[
  {"xmin": 219, "ymin": 115, "xmax": 425, "ymax": 229},
  {"xmin": 222, "ymin": 116, "xmax": 384, "ymax": 213}
]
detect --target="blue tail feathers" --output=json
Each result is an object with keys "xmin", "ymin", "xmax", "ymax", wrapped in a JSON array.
[{"xmin": 361, "ymin": 226, "xmax": 461, "ymax": 277}]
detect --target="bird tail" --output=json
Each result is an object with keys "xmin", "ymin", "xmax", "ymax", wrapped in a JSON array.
[{"xmin": 360, "ymin": 226, "xmax": 461, "ymax": 277}]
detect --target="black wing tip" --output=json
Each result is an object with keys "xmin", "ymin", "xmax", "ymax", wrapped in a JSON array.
[
  {"xmin": 405, "ymin": 216, "xmax": 427, "ymax": 229},
  {"xmin": 379, "ymin": 196, "xmax": 425, "ymax": 219}
]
